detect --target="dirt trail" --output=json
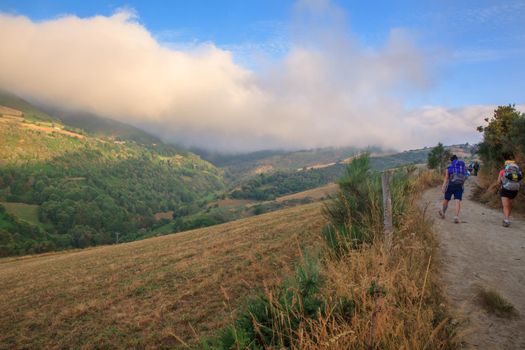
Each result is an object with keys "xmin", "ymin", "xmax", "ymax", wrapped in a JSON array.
[{"xmin": 421, "ymin": 179, "xmax": 525, "ymax": 349}]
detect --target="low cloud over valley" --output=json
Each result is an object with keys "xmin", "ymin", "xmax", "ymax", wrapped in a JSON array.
[{"xmin": 0, "ymin": 1, "xmax": 505, "ymax": 151}]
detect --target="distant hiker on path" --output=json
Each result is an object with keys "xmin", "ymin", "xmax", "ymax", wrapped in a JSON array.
[
  {"xmin": 439, "ymin": 155, "xmax": 468, "ymax": 223},
  {"xmin": 473, "ymin": 161, "xmax": 480, "ymax": 176},
  {"xmin": 498, "ymin": 159, "xmax": 523, "ymax": 227}
]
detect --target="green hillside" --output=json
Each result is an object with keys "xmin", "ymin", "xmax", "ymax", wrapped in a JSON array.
[
  {"xmin": 227, "ymin": 148, "xmax": 433, "ymax": 201},
  {"xmin": 0, "ymin": 89, "xmax": 56, "ymax": 122},
  {"xmin": 0, "ymin": 202, "xmax": 40, "ymax": 226},
  {"xmin": 198, "ymin": 146, "xmax": 365, "ymax": 180},
  {"xmin": 0, "ymin": 104, "xmax": 225, "ymax": 256},
  {"xmin": 56, "ymin": 111, "xmax": 173, "ymax": 148}
]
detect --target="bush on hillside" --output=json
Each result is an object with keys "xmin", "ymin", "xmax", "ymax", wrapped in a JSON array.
[{"xmin": 427, "ymin": 142, "xmax": 452, "ymax": 171}]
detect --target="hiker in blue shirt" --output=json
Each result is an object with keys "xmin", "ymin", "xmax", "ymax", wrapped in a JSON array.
[{"xmin": 439, "ymin": 155, "xmax": 468, "ymax": 223}]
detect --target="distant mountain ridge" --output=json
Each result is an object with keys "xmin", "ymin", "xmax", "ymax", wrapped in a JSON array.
[{"xmin": 196, "ymin": 146, "xmax": 369, "ymax": 181}]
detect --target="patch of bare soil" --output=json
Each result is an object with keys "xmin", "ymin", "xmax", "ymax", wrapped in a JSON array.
[
  {"xmin": 153, "ymin": 210, "xmax": 174, "ymax": 221},
  {"xmin": 421, "ymin": 179, "xmax": 525, "ymax": 349},
  {"xmin": 21, "ymin": 122, "xmax": 85, "ymax": 139}
]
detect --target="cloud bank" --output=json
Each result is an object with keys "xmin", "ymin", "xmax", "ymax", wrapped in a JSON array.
[{"xmin": 0, "ymin": 1, "xmax": 490, "ymax": 152}]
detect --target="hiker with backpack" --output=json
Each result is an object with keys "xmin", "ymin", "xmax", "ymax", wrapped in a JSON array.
[
  {"xmin": 439, "ymin": 155, "xmax": 468, "ymax": 223},
  {"xmin": 498, "ymin": 159, "xmax": 523, "ymax": 227}
]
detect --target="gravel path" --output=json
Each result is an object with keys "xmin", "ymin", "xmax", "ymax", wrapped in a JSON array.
[{"xmin": 421, "ymin": 179, "xmax": 525, "ymax": 349}]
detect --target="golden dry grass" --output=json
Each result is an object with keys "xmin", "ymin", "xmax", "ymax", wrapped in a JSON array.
[
  {"xmin": 0, "ymin": 202, "xmax": 326, "ymax": 349},
  {"xmin": 0, "ymin": 114, "xmax": 85, "ymax": 139},
  {"xmin": 0, "ymin": 105, "xmax": 23, "ymax": 117},
  {"xmin": 227, "ymin": 170, "xmax": 458, "ymax": 349},
  {"xmin": 275, "ymin": 183, "xmax": 339, "ymax": 203},
  {"xmin": 301, "ymin": 213, "xmax": 454, "ymax": 349},
  {"xmin": 21, "ymin": 121, "xmax": 86, "ymax": 139},
  {"xmin": 216, "ymin": 198, "xmax": 254, "ymax": 208}
]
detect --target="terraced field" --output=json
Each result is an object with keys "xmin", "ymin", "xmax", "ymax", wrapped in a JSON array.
[{"xmin": 0, "ymin": 202, "xmax": 40, "ymax": 226}]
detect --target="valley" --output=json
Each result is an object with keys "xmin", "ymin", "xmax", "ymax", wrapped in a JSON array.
[
  {"xmin": 0, "ymin": 92, "xmax": 475, "ymax": 257},
  {"xmin": 0, "ymin": 96, "xmax": 225, "ymax": 256}
]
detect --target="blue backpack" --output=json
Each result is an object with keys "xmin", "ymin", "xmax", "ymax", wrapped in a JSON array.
[{"xmin": 449, "ymin": 160, "xmax": 467, "ymax": 185}]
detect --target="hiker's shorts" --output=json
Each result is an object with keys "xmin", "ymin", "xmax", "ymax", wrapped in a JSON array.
[
  {"xmin": 444, "ymin": 184, "xmax": 463, "ymax": 201},
  {"xmin": 500, "ymin": 188, "xmax": 518, "ymax": 199}
]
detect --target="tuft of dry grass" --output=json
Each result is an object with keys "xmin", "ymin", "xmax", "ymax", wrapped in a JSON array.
[
  {"xmin": 477, "ymin": 287, "xmax": 518, "ymax": 318},
  {"xmin": 415, "ymin": 170, "xmax": 442, "ymax": 191},
  {"xmin": 295, "ymin": 187, "xmax": 457, "ymax": 349},
  {"xmin": 0, "ymin": 202, "xmax": 326, "ymax": 349}
]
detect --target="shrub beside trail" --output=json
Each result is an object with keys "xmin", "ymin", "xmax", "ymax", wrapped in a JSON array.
[
  {"xmin": 474, "ymin": 105, "xmax": 525, "ymax": 213},
  {"xmin": 205, "ymin": 156, "xmax": 457, "ymax": 349}
]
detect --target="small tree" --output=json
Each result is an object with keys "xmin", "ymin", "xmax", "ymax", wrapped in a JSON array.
[
  {"xmin": 477, "ymin": 105, "xmax": 525, "ymax": 168},
  {"xmin": 427, "ymin": 143, "xmax": 451, "ymax": 172}
]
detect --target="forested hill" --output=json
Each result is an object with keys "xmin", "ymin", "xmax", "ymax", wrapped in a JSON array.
[
  {"xmin": 0, "ymin": 99, "xmax": 225, "ymax": 256},
  {"xmin": 196, "ymin": 146, "xmax": 366, "ymax": 180}
]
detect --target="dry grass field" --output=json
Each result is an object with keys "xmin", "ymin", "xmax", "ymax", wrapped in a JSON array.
[
  {"xmin": 0, "ymin": 105, "xmax": 23, "ymax": 117},
  {"xmin": 215, "ymin": 198, "xmax": 254, "ymax": 208},
  {"xmin": 275, "ymin": 182, "xmax": 338, "ymax": 202},
  {"xmin": 0, "ymin": 202, "xmax": 325, "ymax": 349}
]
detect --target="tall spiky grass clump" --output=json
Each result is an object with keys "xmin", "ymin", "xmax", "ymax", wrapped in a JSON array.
[
  {"xmin": 205, "ymin": 252, "xmax": 326, "ymax": 350},
  {"xmin": 322, "ymin": 154, "xmax": 382, "ymax": 254}
]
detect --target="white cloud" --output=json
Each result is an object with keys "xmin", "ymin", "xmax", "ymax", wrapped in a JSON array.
[{"xmin": 0, "ymin": 1, "xmax": 492, "ymax": 152}]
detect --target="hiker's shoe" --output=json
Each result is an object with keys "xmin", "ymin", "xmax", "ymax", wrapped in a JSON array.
[
  {"xmin": 503, "ymin": 219, "xmax": 510, "ymax": 227},
  {"xmin": 454, "ymin": 216, "xmax": 460, "ymax": 224},
  {"xmin": 438, "ymin": 210, "xmax": 445, "ymax": 219}
]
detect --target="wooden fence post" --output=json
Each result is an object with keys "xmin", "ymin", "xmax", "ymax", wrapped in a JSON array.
[{"xmin": 381, "ymin": 171, "xmax": 393, "ymax": 249}]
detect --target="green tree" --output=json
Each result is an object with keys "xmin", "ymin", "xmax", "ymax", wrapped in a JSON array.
[
  {"xmin": 69, "ymin": 225, "xmax": 97, "ymax": 248},
  {"xmin": 477, "ymin": 105, "xmax": 525, "ymax": 167},
  {"xmin": 427, "ymin": 143, "xmax": 451, "ymax": 171}
]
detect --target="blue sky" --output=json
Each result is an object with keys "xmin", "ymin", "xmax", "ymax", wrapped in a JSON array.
[
  {"xmin": 1, "ymin": 0, "xmax": 523, "ymax": 108},
  {"xmin": 0, "ymin": 1, "xmax": 524, "ymax": 151}
]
